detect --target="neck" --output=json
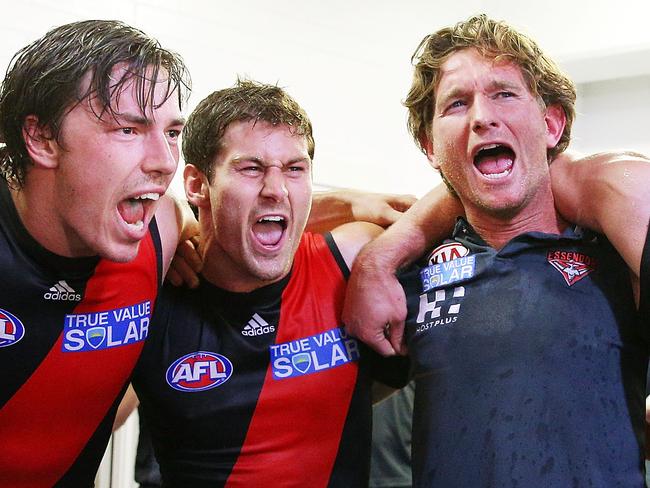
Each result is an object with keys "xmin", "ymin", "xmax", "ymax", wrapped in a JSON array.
[
  {"xmin": 464, "ymin": 185, "xmax": 568, "ymax": 249},
  {"xmin": 10, "ymin": 172, "xmax": 76, "ymax": 256},
  {"xmin": 198, "ymin": 233, "xmax": 287, "ymax": 294}
]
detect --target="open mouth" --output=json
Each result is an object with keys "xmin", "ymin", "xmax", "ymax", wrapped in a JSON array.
[
  {"xmin": 252, "ymin": 215, "xmax": 287, "ymax": 247},
  {"xmin": 117, "ymin": 192, "xmax": 160, "ymax": 231},
  {"xmin": 473, "ymin": 144, "xmax": 515, "ymax": 179}
]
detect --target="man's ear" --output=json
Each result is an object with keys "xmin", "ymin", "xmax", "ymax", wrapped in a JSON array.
[
  {"xmin": 544, "ymin": 104, "xmax": 566, "ymax": 150},
  {"xmin": 22, "ymin": 115, "xmax": 60, "ymax": 169},
  {"xmin": 419, "ymin": 132, "xmax": 441, "ymax": 170},
  {"xmin": 184, "ymin": 164, "xmax": 211, "ymax": 208}
]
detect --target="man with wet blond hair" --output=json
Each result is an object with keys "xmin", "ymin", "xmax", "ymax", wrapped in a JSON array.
[
  {"xmin": 343, "ymin": 14, "xmax": 650, "ymax": 487},
  {"xmin": 405, "ymin": 14, "xmax": 576, "ymax": 161}
]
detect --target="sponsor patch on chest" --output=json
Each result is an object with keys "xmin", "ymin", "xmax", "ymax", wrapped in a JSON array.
[
  {"xmin": 166, "ymin": 351, "xmax": 233, "ymax": 392},
  {"xmin": 270, "ymin": 327, "xmax": 359, "ymax": 380},
  {"xmin": 547, "ymin": 250, "xmax": 597, "ymax": 286},
  {"xmin": 427, "ymin": 242, "xmax": 469, "ymax": 265},
  {"xmin": 420, "ymin": 255, "xmax": 476, "ymax": 292},
  {"xmin": 62, "ymin": 300, "xmax": 151, "ymax": 352},
  {"xmin": 0, "ymin": 308, "xmax": 25, "ymax": 347}
]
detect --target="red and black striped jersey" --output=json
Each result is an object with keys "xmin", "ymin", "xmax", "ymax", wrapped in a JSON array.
[
  {"xmin": 133, "ymin": 232, "xmax": 407, "ymax": 488},
  {"xmin": 0, "ymin": 180, "xmax": 162, "ymax": 487}
]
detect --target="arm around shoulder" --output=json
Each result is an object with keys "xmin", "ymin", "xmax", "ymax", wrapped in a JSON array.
[
  {"xmin": 308, "ymin": 189, "xmax": 417, "ymax": 233},
  {"xmin": 329, "ymin": 221, "xmax": 384, "ymax": 270},
  {"xmin": 342, "ymin": 184, "xmax": 461, "ymax": 356},
  {"xmin": 550, "ymin": 151, "xmax": 650, "ymax": 280}
]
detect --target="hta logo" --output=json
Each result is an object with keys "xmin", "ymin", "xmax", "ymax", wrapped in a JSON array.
[
  {"xmin": 242, "ymin": 313, "xmax": 275, "ymax": 337},
  {"xmin": 166, "ymin": 351, "xmax": 233, "ymax": 392},
  {"xmin": 0, "ymin": 308, "xmax": 25, "ymax": 347},
  {"xmin": 44, "ymin": 280, "xmax": 81, "ymax": 301}
]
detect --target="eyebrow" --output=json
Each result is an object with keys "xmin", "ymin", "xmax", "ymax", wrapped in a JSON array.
[
  {"xmin": 436, "ymin": 79, "xmax": 523, "ymax": 110},
  {"xmin": 116, "ymin": 112, "xmax": 186, "ymax": 127},
  {"xmin": 232, "ymin": 156, "xmax": 311, "ymax": 165}
]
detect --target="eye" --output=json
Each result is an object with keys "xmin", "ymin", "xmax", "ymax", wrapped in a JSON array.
[
  {"xmin": 119, "ymin": 127, "xmax": 135, "ymax": 135},
  {"xmin": 449, "ymin": 100, "xmax": 465, "ymax": 109},
  {"xmin": 496, "ymin": 91, "xmax": 515, "ymax": 99},
  {"xmin": 166, "ymin": 129, "xmax": 181, "ymax": 140}
]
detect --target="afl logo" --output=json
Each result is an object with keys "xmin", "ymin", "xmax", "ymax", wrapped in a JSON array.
[
  {"xmin": 428, "ymin": 242, "xmax": 469, "ymax": 265},
  {"xmin": 0, "ymin": 308, "xmax": 25, "ymax": 348},
  {"xmin": 166, "ymin": 351, "xmax": 233, "ymax": 392}
]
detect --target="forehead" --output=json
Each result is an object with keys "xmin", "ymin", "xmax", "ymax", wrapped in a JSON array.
[
  {"xmin": 436, "ymin": 48, "xmax": 529, "ymax": 95},
  {"xmin": 220, "ymin": 119, "xmax": 310, "ymax": 161},
  {"xmin": 79, "ymin": 64, "xmax": 182, "ymax": 119}
]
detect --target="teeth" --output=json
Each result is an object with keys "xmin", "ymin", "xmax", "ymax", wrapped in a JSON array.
[
  {"xmin": 125, "ymin": 220, "xmax": 145, "ymax": 231},
  {"xmin": 484, "ymin": 170, "xmax": 510, "ymax": 179},
  {"xmin": 258, "ymin": 216, "xmax": 284, "ymax": 223},
  {"xmin": 134, "ymin": 193, "xmax": 160, "ymax": 201},
  {"xmin": 481, "ymin": 144, "xmax": 499, "ymax": 151}
]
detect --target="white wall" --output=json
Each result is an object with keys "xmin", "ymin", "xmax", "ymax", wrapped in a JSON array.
[{"xmin": 2, "ymin": 0, "xmax": 647, "ymax": 197}]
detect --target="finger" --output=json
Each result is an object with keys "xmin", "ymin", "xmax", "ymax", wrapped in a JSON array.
[
  {"xmin": 378, "ymin": 207, "xmax": 406, "ymax": 227},
  {"xmin": 368, "ymin": 329, "xmax": 397, "ymax": 357},
  {"xmin": 176, "ymin": 240, "xmax": 203, "ymax": 273},
  {"xmin": 170, "ymin": 258, "xmax": 200, "ymax": 289},
  {"xmin": 166, "ymin": 268, "xmax": 181, "ymax": 287},
  {"xmin": 344, "ymin": 322, "xmax": 397, "ymax": 357},
  {"xmin": 388, "ymin": 194, "xmax": 418, "ymax": 212},
  {"xmin": 388, "ymin": 320, "xmax": 408, "ymax": 356}
]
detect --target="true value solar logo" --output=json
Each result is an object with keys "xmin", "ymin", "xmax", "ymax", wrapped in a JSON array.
[
  {"xmin": 62, "ymin": 301, "xmax": 151, "ymax": 352},
  {"xmin": 270, "ymin": 327, "xmax": 360, "ymax": 380}
]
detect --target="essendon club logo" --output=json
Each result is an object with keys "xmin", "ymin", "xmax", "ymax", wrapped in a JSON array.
[
  {"xmin": 547, "ymin": 250, "xmax": 597, "ymax": 286},
  {"xmin": 428, "ymin": 242, "xmax": 469, "ymax": 265}
]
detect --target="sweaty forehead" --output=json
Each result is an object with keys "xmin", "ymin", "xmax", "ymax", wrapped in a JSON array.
[
  {"xmin": 435, "ymin": 48, "xmax": 527, "ymax": 94},
  {"xmin": 223, "ymin": 120, "xmax": 310, "ymax": 161},
  {"xmin": 80, "ymin": 63, "xmax": 179, "ymax": 118}
]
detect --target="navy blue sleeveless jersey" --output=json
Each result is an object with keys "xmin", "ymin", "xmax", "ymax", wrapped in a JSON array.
[
  {"xmin": 132, "ymin": 232, "xmax": 407, "ymax": 488},
  {"xmin": 0, "ymin": 180, "xmax": 162, "ymax": 487},
  {"xmin": 400, "ymin": 218, "xmax": 648, "ymax": 488}
]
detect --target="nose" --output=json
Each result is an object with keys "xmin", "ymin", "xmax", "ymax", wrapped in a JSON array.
[
  {"xmin": 471, "ymin": 96, "xmax": 499, "ymax": 133},
  {"xmin": 260, "ymin": 167, "xmax": 288, "ymax": 202},
  {"xmin": 142, "ymin": 131, "xmax": 178, "ymax": 177}
]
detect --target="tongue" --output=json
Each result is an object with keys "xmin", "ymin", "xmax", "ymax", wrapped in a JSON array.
[
  {"xmin": 117, "ymin": 199, "xmax": 144, "ymax": 225},
  {"xmin": 475, "ymin": 153, "xmax": 513, "ymax": 175},
  {"xmin": 253, "ymin": 221, "xmax": 283, "ymax": 246}
]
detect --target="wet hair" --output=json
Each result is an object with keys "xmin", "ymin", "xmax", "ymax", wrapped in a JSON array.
[
  {"xmin": 0, "ymin": 19, "xmax": 191, "ymax": 187},
  {"xmin": 182, "ymin": 78, "xmax": 314, "ymax": 180},
  {"xmin": 405, "ymin": 14, "xmax": 576, "ymax": 160}
]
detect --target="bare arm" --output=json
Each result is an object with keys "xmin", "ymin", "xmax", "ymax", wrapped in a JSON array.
[
  {"xmin": 330, "ymin": 221, "xmax": 385, "ymax": 270},
  {"xmin": 307, "ymin": 190, "xmax": 417, "ymax": 233},
  {"xmin": 112, "ymin": 384, "xmax": 139, "ymax": 432},
  {"xmin": 550, "ymin": 151, "xmax": 650, "ymax": 303},
  {"xmin": 342, "ymin": 184, "xmax": 462, "ymax": 356}
]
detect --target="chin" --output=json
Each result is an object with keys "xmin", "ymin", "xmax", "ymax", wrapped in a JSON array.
[
  {"xmin": 250, "ymin": 259, "xmax": 290, "ymax": 283},
  {"xmin": 100, "ymin": 242, "xmax": 141, "ymax": 263}
]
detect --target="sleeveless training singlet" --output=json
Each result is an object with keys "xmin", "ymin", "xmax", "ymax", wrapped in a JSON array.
[
  {"xmin": 133, "ymin": 232, "xmax": 407, "ymax": 488},
  {"xmin": 0, "ymin": 180, "xmax": 162, "ymax": 487}
]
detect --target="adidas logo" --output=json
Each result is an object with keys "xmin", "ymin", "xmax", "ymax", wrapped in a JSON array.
[
  {"xmin": 241, "ymin": 313, "xmax": 275, "ymax": 337},
  {"xmin": 44, "ymin": 280, "xmax": 82, "ymax": 301}
]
